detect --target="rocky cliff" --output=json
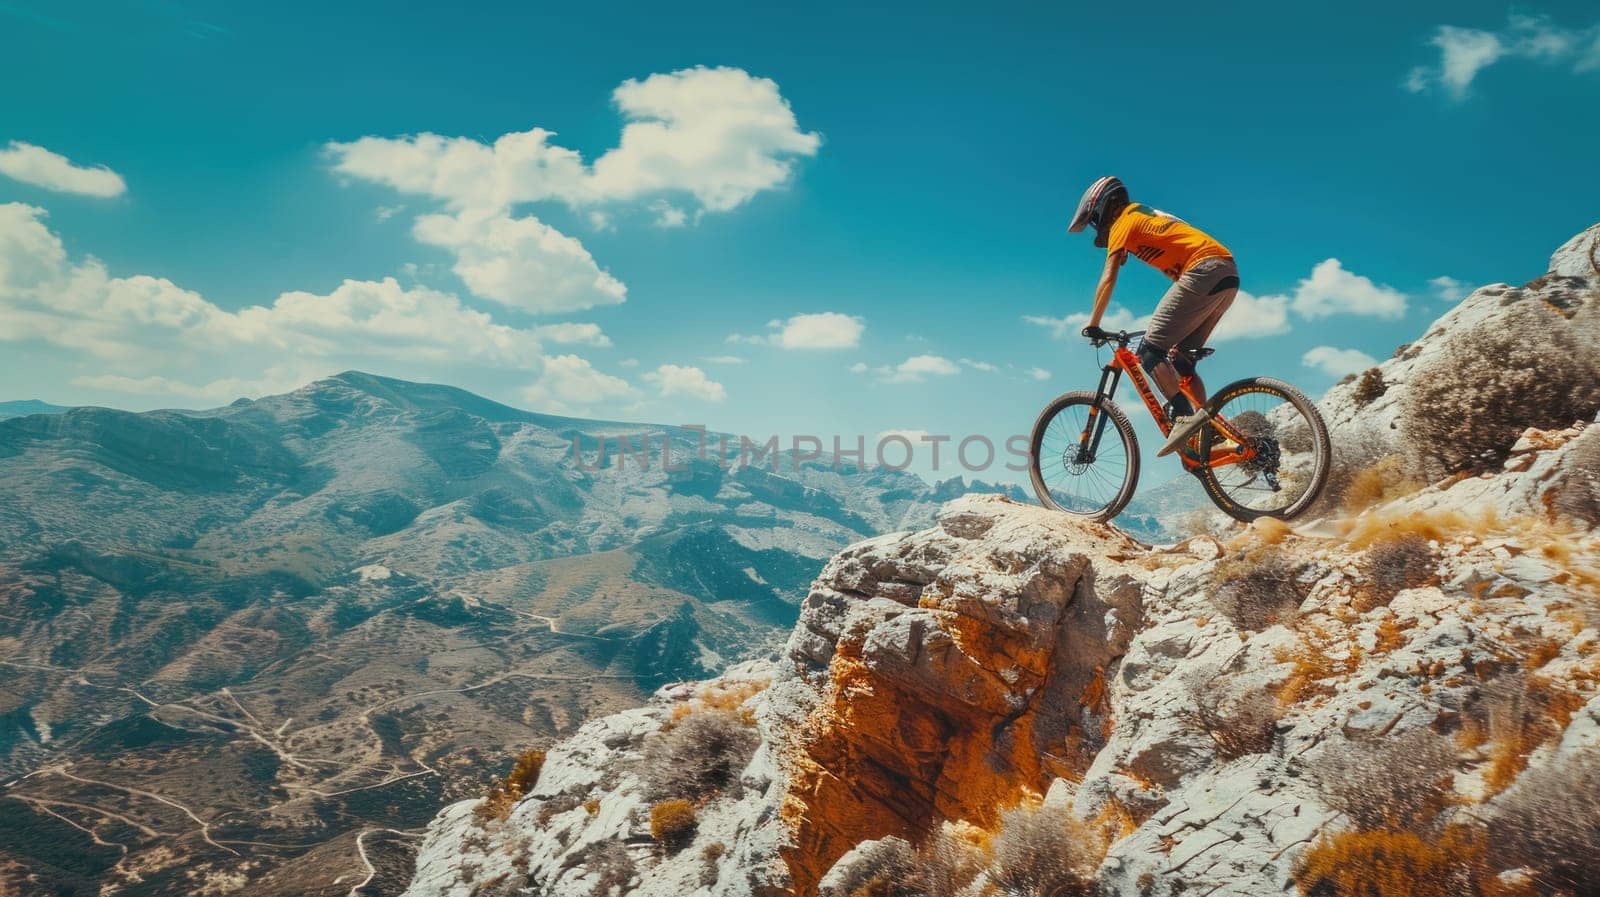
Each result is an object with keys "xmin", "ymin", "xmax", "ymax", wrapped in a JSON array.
[{"xmin": 399, "ymin": 226, "xmax": 1600, "ymax": 897}]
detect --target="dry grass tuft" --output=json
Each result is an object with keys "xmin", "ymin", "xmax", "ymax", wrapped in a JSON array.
[
  {"xmin": 672, "ymin": 677, "xmax": 769, "ymax": 723},
  {"xmin": 1275, "ymin": 623, "xmax": 1359, "ymax": 707},
  {"xmin": 1293, "ymin": 827, "xmax": 1483, "ymax": 897},
  {"xmin": 1373, "ymin": 616, "xmax": 1409, "ymax": 654},
  {"xmin": 649, "ymin": 799, "xmax": 698, "ymax": 849},
  {"xmin": 474, "ymin": 747, "xmax": 546, "ymax": 823}
]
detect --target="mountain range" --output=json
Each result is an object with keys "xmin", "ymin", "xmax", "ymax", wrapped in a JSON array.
[{"xmin": 0, "ymin": 371, "xmax": 1022, "ymax": 897}]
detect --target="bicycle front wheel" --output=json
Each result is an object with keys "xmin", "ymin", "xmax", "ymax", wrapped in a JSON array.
[
  {"xmin": 1195, "ymin": 377, "xmax": 1330, "ymax": 522},
  {"xmin": 1029, "ymin": 390, "xmax": 1140, "ymax": 521}
]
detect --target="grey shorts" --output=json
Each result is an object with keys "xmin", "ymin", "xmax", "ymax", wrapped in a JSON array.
[{"xmin": 1144, "ymin": 256, "xmax": 1240, "ymax": 352}]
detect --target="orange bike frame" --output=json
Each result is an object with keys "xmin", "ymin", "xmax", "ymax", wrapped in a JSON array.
[{"xmin": 1079, "ymin": 345, "xmax": 1257, "ymax": 472}]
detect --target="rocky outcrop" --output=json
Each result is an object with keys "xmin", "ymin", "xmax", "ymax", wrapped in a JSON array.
[
  {"xmin": 401, "ymin": 227, "xmax": 1600, "ymax": 897},
  {"xmin": 400, "ymin": 417, "xmax": 1600, "ymax": 895},
  {"xmin": 770, "ymin": 503, "xmax": 1145, "ymax": 892},
  {"xmin": 1549, "ymin": 222, "xmax": 1600, "ymax": 281}
]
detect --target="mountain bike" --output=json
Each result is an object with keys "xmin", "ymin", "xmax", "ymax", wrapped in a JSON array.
[{"xmin": 1028, "ymin": 328, "xmax": 1330, "ymax": 524}]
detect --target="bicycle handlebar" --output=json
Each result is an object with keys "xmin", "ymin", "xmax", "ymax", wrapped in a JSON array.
[{"xmin": 1083, "ymin": 327, "xmax": 1145, "ymax": 348}]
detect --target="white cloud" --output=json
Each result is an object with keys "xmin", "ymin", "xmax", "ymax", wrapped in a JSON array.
[
  {"xmin": 375, "ymin": 204, "xmax": 405, "ymax": 222},
  {"xmin": 959, "ymin": 358, "xmax": 997, "ymax": 372},
  {"xmin": 0, "ymin": 202, "xmax": 549, "ymax": 402},
  {"xmin": 70, "ymin": 370, "xmax": 312, "ymax": 402},
  {"xmin": 326, "ymin": 66, "xmax": 818, "ymax": 216},
  {"xmin": 875, "ymin": 428, "xmax": 931, "ymax": 445},
  {"xmin": 1026, "ymin": 367, "xmax": 1051, "ymax": 381},
  {"xmin": 877, "ymin": 354, "xmax": 960, "ymax": 384},
  {"xmin": 700, "ymin": 354, "xmax": 745, "ymax": 364},
  {"xmin": 531, "ymin": 322, "xmax": 611, "ymax": 346},
  {"xmin": 1429, "ymin": 275, "xmax": 1468, "ymax": 303},
  {"xmin": 731, "ymin": 312, "xmax": 864, "ymax": 349},
  {"xmin": 644, "ymin": 363, "xmax": 725, "ymax": 402},
  {"xmin": 411, "ymin": 209, "xmax": 626, "ymax": 313},
  {"xmin": 650, "ymin": 201, "xmax": 688, "ymax": 228},
  {"xmin": 1209, "ymin": 290, "xmax": 1291, "ymax": 341},
  {"xmin": 618, "ymin": 357, "xmax": 639, "ymax": 368},
  {"xmin": 588, "ymin": 67, "xmax": 822, "ymax": 213},
  {"xmin": 1023, "ymin": 260, "xmax": 1398, "ymax": 349},
  {"xmin": 772, "ymin": 312, "xmax": 863, "ymax": 349},
  {"xmin": 1301, "ymin": 346, "xmax": 1379, "ymax": 378},
  {"xmin": 1023, "ymin": 305, "xmax": 1150, "ymax": 339},
  {"xmin": 326, "ymin": 67, "xmax": 816, "ymax": 316},
  {"xmin": 849, "ymin": 362, "xmax": 869, "ymax": 374},
  {"xmin": 0, "ymin": 142, "xmax": 127, "ymax": 198},
  {"xmin": 1288, "ymin": 259, "xmax": 1407, "ymax": 320},
  {"xmin": 520, "ymin": 354, "xmax": 636, "ymax": 414},
  {"xmin": 1406, "ymin": 15, "xmax": 1600, "ymax": 98}
]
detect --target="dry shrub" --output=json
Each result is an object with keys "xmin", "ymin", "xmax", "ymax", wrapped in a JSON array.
[
  {"xmin": 1187, "ymin": 675, "xmax": 1279, "ymax": 760},
  {"xmin": 1484, "ymin": 750, "xmax": 1600, "ymax": 895},
  {"xmin": 1341, "ymin": 454, "xmax": 1421, "ymax": 512},
  {"xmin": 579, "ymin": 839, "xmax": 636, "ymax": 896},
  {"xmin": 475, "ymin": 747, "xmax": 546, "ymax": 822},
  {"xmin": 1357, "ymin": 534, "xmax": 1437, "ymax": 611},
  {"xmin": 700, "ymin": 841, "xmax": 726, "ymax": 887},
  {"xmin": 1473, "ymin": 671, "xmax": 1588, "ymax": 796},
  {"xmin": 823, "ymin": 837, "xmax": 923, "ymax": 897},
  {"xmin": 649, "ymin": 799, "xmax": 697, "ymax": 849},
  {"xmin": 640, "ymin": 709, "xmax": 759, "ymax": 802},
  {"xmin": 1293, "ymin": 827, "xmax": 1482, "ymax": 897},
  {"xmin": 1210, "ymin": 549, "xmax": 1309, "ymax": 632},
  {"xmin": 988, "ymin": 801, "xmax": 1104, "ymax": 897},
  {"xmin": 1310, "ymin": 728, "xmax": 1457, "ymax": 830},
  {"xmin": 824, "ymin": 807, "xmax": 1103, "ymax": 897},
  {"xmin": 1549, "ymin": 425, "xmax": 1600, "ymax": 526},
  {"xmin": 1353, "ymin": 367, "xmax": 1388, "ymax": 406},
  {"xmin": 1399, "ymin": 302, "xmax": 1600, "ymax": 481}
]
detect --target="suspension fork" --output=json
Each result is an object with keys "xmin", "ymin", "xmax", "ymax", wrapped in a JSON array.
[{"xmin": 1075, "ymin": 364, "xmax": 1122, "ymax": 463}]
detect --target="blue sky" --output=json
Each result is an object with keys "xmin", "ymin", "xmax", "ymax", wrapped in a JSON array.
[{"xmin": 2, "ymin": 0, "xmax": 1598, "ymax": 486}]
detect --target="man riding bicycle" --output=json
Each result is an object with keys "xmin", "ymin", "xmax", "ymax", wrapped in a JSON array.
[{"xmin": 1068, "ymin": 176, "xmax": 1240, "ymax": 459}]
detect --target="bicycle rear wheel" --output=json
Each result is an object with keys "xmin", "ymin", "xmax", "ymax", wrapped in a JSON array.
[
  {"xmin": 1195, "ymin": 377, "xmax": 1330, "ymax": 522},
  {"xmin": 1029, "ymin": 390, "xmax": 1140, "ymax": 521}
]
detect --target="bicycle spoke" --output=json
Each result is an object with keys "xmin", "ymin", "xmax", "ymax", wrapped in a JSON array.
[
  {"xmin": 1204, "ymin": 386, "xmax": 1319, "ymax": 514},
  {"xmin": 1031, "ymin": 397, "xmax": 1133, "ymax": 516}
]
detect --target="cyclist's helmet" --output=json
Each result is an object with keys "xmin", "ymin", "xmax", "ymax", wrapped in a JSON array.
[{"xmin": 1068, "ymin": 176, "xmax": 1130, "ymax": 248}]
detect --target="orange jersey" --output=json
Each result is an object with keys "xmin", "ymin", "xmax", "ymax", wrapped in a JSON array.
[{"xmin": 1105, "ymin": 203, "xmax": 1232, "ymax": 280}]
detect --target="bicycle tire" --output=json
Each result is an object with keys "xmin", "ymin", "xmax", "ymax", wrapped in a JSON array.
[
  {"xmin": 1195, "ymin": 377, "xmax": 1330, "ymax": 522},
  {"xmin": 1029, "ymin": 390, "xmax": 1141, "ymax": 521}
]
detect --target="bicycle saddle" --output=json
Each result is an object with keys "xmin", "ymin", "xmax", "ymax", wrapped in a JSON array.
[{"xmin": 1175, "ymin": 347, "xmax": 1216, "ymax": 362}]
